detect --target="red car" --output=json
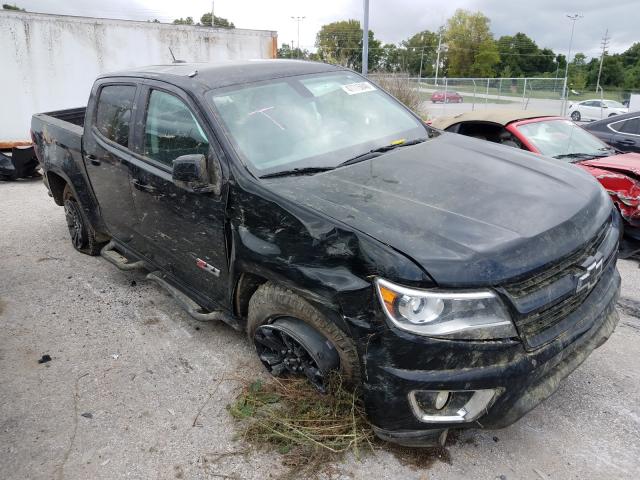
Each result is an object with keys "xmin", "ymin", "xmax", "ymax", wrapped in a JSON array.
[
  {"xmin": 431, "ymin": 110, "xmax": 640, "ymax": 240},
  {"xmin": 430, "ymin": 91, "xmax": 463, "ymax": 103}
]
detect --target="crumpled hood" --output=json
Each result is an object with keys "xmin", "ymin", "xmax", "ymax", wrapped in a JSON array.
[
  {"xmin": 580, "ymin": 152, "xmax": 640, "ymax": 179},
  {"xmin": 265, "ymin": 133, "xmax": 612, "ymax": 287}
]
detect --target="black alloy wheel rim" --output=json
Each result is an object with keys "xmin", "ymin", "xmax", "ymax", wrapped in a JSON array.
[
  {"xmin": 65, "ymin": 202, "xmax": 84, "ymax": 249},
  {"xmin": 254, "ymin": 321, "xmax": 334, "ymax": 392}
]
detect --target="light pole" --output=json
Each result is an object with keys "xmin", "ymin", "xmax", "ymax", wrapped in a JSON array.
[
  {"xmin": 562, "ymin": 13, "xmax": 583, "ymax": 115},
  {"xmin": 290, "ymin": 16, "xmax": 305, "ymax": 59},
  {"xmin": 362, "ymin": 0, "xmax": 369, "ymax": 75},
  {"xmin": 418, "ymin": 34, "xmax": 425, "ymax": 80},
  {"xmin": 434, "ymin": 27, "xmax": 443, "ymax": 86}
]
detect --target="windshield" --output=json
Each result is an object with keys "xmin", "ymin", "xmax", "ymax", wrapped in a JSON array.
[
  {"xmin": 208, "ymin": 72, "xmax": 426, "ymax": 175},
  {"xmin": 604, "ymin": 100, "xmax": 624, "ymax": 108},
  {"xmin": 515, "ymin": 119, "xmax": 613, "ymax": 160}
]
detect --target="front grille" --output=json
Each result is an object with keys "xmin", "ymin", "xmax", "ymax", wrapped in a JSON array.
[
  {"xmin": 503, "ymin": 218, "xmax": 614, "ymax": 345},
  {"xmin": 504, "ymin": 219, "xmax": 610, "ymax": 299}
]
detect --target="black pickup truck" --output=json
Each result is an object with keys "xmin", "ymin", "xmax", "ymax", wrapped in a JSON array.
[{"xmin": 31, "ymin": 60, "xmax": 621, "ymax": 447}]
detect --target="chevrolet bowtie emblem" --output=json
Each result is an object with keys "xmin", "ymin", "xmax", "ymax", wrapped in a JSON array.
[{"xmin": 575, "ymin": 253, "xmax": 604, "ymax": 294}]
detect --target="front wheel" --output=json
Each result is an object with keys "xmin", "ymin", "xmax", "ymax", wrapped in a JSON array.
[
  {"xmin": 247, "ymin": 283, "xmax": 361, "ymax": 391},
  {"xmin": 571, "ymin": 111, "xmax": 581, "ymax": 121},
  {"xmin": 63, "ymin": 185, "xmax": 106, "ymax": 255}
]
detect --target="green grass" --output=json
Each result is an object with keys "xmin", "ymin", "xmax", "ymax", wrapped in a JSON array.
[{"xmin": 414, "ymin": 81, "xmax": 627, "ymax": 102}]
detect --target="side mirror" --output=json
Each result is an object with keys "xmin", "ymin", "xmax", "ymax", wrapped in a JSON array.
[{"xmin": 172, "ymin": 154, "xmax": 216, "ymax": 193}]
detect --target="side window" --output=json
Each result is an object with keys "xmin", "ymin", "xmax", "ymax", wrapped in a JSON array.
[
  {"xmin": 619, "ymin": 117, "xmax": 640, "ymax": 135},
  {"xmin": 144, "ymin": 90, "xmax": 209, "ymax": 166},
  {"xmin": 95, "ymin": 85, "xmax": 136, "ymax": 147}
]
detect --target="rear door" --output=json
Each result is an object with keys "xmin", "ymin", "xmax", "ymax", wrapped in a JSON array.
[
  {"xmin": 83, "ymin": 80, "xmax": 140, "ymax": 242},
  {"xmin": 581, "ymin": 101, "xmax": 600, "ymax": 121},
  {"xmin": 610, "ymin": 116, "xmax": 640, "ymax": 152},
  {"xmin": 128, "ymin": 81, "xmax": 229, "ymax": 306}
]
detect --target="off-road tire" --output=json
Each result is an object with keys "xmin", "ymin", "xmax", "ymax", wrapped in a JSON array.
[
  {"xmin": 63, "ymin": 185, "xmax": 105, "ymax": 256},
  {"xmin": 247, "ymin": 282, "xmax": 361, "ymax": 387},
  {"xmin": 571, "ymin": 111, "xmax": 581, "ymax": 121}
]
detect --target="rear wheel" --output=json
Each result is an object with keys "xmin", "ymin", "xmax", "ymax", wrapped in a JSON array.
[
  {"xmin": 247, "ymin": 283, "xmax": 360, "ymax": 391},
  {"xmin": 571, "ymin": 111, "xmax": 581, "ymax": 121},
  {"xmin": 63, "ymin": 185, "xmax": 105, "ymax": 255}
]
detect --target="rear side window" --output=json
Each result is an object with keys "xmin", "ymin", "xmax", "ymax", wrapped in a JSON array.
[
  {"xmin": 618, "ymin": 117, "xmax": 640, "ymax": 135},
  {"xmin": 143, "ymin": 90, "xmax": 209, "ymax": 166},
  {"xmin": 95, "ymin": 85, "xmax": 136, "ymax": 147}
]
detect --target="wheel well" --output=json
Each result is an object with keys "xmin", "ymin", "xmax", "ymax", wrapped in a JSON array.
[
  {"xmin": 47, "ymin": 172, "xmax": 68, "ymax": 206},
  {"xmin": 233, "ymin": 272, "xmax": 268, "ymax": 319}
]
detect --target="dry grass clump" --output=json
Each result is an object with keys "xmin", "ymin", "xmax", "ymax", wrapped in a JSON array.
[
  {"xmin": 373, "ymin": 74, "xmax": 423, "ymax": 113},
  {"xmin": 227, "ymin": 374, "xmax": 374, "ymax": 477},
  {"xmin": 228, "ymin": 374, "xmax": 456, "ymax": 478}
]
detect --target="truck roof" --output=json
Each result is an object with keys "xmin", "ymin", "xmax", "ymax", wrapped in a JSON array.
[{"xmin": 99, "ymin": 60, "xmax": 345, "ymax": 91}]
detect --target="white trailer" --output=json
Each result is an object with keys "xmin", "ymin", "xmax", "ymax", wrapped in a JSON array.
[{"xmin": 0, "ymin": 11, "xmax": 277, "ymax": 142}]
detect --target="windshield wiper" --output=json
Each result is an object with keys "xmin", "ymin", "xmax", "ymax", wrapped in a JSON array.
[
  {"xmin": 553, "ymin": 152, "xmax": 610, "ymax": 161},
  {"xmin": 260, "ymin": 166, "xmax": 334, "ymax": 179},
  {"xmin": 337, "ymin": 138, "xmax": 427, "ymax": 168}
]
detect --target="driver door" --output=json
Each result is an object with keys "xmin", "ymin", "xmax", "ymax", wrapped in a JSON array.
[{"xmin": 129, "ymin": 82, "xmax": 228, "ymax": 306}]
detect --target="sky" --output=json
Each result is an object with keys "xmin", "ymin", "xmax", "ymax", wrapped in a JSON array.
[{"xmin": 10, "ymin": 0, "xmax": 639, "ymax": 59}]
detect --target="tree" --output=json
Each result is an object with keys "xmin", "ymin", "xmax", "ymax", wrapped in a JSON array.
[
  {"xmin": 172, "ymin": 17, "xmax": 194, "ymax": 25},
  {"xmin": 496, "ymin": 33, "xmax": 556, "ymax": 77},
  {"xmin": 621, "ymin": 42, "xmax": 640, "ymax": 68},
  {"xmin": 277, "ymin": 43, "xmax": 310, "ymax": 60},
  {"xmin": 471, "ymin": 39, "xmax": 500, "ymax": 76},
  {"xmin": 316, "ymin": 20, "xmax": 381, "ymax": 72},
  {"xmin": 380, "ymin": 44, "xmax": 402, "ymax": 72},
  {"xmin": 200, "ymin": 13, "xmax": 235, "ymax": 28},
  {"xmin": 2, "ymin": 3, "xmax": 25, "ymax": 10},
  {"xmin": 567, "ymin": 53, "xmax": 588, "ymax": 90},
  {"xmin": 444, "ymin": 10, "xmax": 500, "ymax": 77},
  {"xmin": 400, "ymin": 30, "xmax": 438, "ymax": 76}
]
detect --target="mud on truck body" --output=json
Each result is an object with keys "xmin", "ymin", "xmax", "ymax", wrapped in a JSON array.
[{"xmin": 31, "ymin": 60, "xmax": 621, "ymax": 446}]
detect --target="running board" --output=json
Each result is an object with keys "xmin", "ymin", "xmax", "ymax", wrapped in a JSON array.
[
  {"xmin": 100, "ymin": 240, "xmax": 146, "ymax": 271},
  {"xmin": 146, "ymin": 271, "xmax": 241, "ymax": 330}
]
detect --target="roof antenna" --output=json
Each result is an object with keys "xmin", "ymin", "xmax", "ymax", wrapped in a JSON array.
[{"xmin": 169, "ymin": 47, "xmax": 186, "ymax": 64}]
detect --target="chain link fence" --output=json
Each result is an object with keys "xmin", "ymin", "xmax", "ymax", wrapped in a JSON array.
[{"xmin": 370, "ymin": 74, "xmax": 636, "ymax": 120}]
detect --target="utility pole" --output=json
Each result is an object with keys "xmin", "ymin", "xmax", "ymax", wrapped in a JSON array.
[
  {"xmin": 362, "ymin": 0, "xmax": 369, "ymax": 75},
  {"xmin": 290, "ymin": 16, "xmax": 305, "ymax": 59},
  {"xmin": 595, "ymin": 29, "xmax": 610, "ymax": 94},
  {"xmin": 211, "ymin": 1, "xmax": 215, "ymax": 26},
  {"xmin": 562, "ymin": 14, "xmax": 582, "ymax": 115},
  {"xmin": 418, "ymin": 47, "xmax": 425, "ymax": 80},
  {"xmin": 434, "ymin": 28, "xmax": 443, "ymax": 86},
  {"xmin": 291, "ymin": 40, "xmax": 294, "ymax": 59}
]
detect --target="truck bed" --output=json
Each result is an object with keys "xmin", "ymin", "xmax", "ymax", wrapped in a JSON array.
[
  {"xmin": 31, "ymin": 106, "xmax": 87, "ymax": 195},
  {"xmin": 43, "ymin": 107, "xmax": 86, "ymax": 128}
]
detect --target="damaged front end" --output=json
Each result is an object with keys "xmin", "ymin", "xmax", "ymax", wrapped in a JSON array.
[
  {"xmin": 353, "ymin": 212, "xmax": 621, "ymax": 446},
  {"xmin": 578, "ymin": 156, "xmax": 640, "ymax": 240}
]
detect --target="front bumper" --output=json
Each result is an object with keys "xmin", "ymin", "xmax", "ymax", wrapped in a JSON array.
[{"xmin": 357, "ymin": 263, "xmax": 620, "ymax": 444}]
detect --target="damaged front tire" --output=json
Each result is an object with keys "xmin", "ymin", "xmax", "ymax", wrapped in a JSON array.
[{"xmin": 247, "ymin": 283, "xmax": 361, "ymax": 390}]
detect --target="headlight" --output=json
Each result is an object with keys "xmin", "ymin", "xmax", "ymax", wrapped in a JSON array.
[{"xmin": 375, "ymin": 278, "xmax": 516, "ymax": 339}]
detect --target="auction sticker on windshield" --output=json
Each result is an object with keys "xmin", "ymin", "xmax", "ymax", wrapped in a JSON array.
[{"xmin": 341, "ymin": 82, "xmax": 376, "ymax": 95}]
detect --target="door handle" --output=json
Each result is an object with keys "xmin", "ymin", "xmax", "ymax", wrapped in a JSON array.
[
  {"xmin": 131, "ymin": 179, "xmax": 158, "ymax": 194},
  {"xmin": 85, "ymin": 154, "xmax": 101, "ymax": 166},
  {"xmin": 617, "ymin": 139, "xmax": 635, "ymax": 146}
]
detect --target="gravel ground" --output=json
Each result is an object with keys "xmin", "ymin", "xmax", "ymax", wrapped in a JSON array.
[{"xmin": 1, "ymin": 179, "xmax": 639, "ymax": 480}]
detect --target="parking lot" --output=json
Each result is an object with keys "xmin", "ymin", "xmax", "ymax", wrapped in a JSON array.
[{"xmin": 1, "ymin": 179, "xmax": 639, "ymax": 480}]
